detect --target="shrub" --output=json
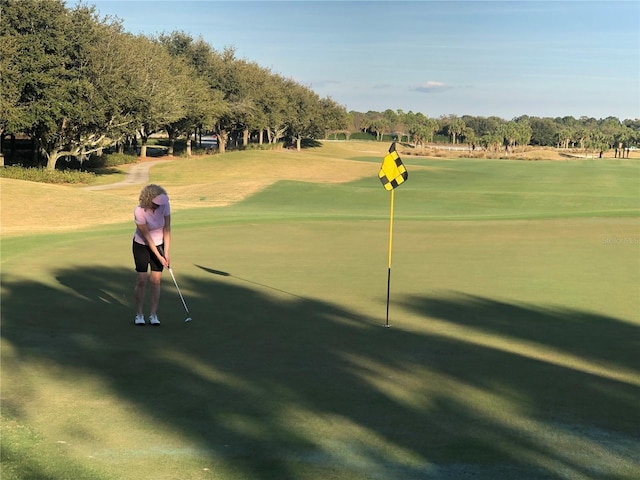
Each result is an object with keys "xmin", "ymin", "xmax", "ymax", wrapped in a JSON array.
[
  {"xmin": 88, "ymin": 152, "xmax": 137, "ymax": 168},
  {"xmin": 240, "ymin": 142, "xmax": 284, "ymax": 151},
  {"xmin": 0, "ymin": 165, "xmax": 96, "ymax": 184},
  {"xmin": 349, "ymin": 132, "xmax": 377, "ymax": 141}
]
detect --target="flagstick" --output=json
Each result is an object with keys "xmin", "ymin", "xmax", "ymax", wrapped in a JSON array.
[{"xmin": 385, "ymin": 188, "xmax": 395, "ymax": 327}]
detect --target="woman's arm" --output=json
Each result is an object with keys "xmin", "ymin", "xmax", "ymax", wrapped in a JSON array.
[
  {"xmin": 162, "ymin": 215, "xmax": 171, "ymax": 266},
  {"xmin": 138, "ymin": 222, "xmax": 169, "ymax": 267}
]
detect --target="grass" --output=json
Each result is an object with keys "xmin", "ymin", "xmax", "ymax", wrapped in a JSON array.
[{"xmin": 1, "ymin": 142, "xmax": 639, "ymax": 479}]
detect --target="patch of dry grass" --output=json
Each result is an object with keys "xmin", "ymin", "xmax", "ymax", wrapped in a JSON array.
[
  {"xmin": 0, "ymin": 143, "xmax": 379, "ymax": 237},
  {"xmin": 0, "ymin": 179, "xmax": 136, "ymax": 237},
  {"xmin": 400, "ymin": 144, "xmax": 640, "ymax": 161}
]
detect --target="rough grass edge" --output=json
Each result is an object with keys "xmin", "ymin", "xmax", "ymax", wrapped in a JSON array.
[{"xmin": 0, "ymin": 165, "xmax": 96, "ymax": 185}]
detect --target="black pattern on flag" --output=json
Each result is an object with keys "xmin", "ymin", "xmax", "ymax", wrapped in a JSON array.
[{"xmin": 378, "ymin": 142, "xmax": 408, "ymax": 191}]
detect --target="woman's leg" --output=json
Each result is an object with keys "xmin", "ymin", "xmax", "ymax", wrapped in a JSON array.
[
  {"xmin": 149, "ymin": 270, "xmax": 162, "ymax": 315},
  {"xmin": 134, "ymin": 272, "xmax": 148, "ymax": 315}
]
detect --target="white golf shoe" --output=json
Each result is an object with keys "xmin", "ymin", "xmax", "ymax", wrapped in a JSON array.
[
  {"xmin": 149, "ymin": 314, "xmax": 160, "ymax": 326},
  {"xmin": 134, "ymin": 314, "xmax": 145, "ymax": 325}
]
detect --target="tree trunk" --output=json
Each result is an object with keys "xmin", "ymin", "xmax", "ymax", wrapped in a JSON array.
[
  {"xmin": 296, "ymin": 136, "xmax": 302, "ymax": 151},
  {"xmin": 139, "ymin": 133, "xmax": 148, "ymax": 158},
  {"xmin": 217, "ymin": 130, "xmax": 228, "ymax": 154},
  {"xmin": 46, "ymin": 149, "xmax": 64, "ymax": 170},
  {"xmin": 32, "ymin": 137, "xmax": 39, "ymax": 164}
]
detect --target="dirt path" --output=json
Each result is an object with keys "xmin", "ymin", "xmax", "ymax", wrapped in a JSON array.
[{"xmin": 84, "ymin": 159, "xmax": 172, "ymax": 191}]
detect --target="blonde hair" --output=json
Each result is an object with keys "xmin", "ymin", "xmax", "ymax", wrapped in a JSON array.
[{"xmin": 139, "ymin": 184, "xmax": 167, "ymax": 209}]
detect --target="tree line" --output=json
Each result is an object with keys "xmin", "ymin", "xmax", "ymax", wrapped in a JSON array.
[
  {"xmin": 0, "ymin": 0, "xmax": 348, "ymax": 170},
  {"xmin": 348, "ymin": 111, "xmax": 639, "ymax": 157},
  {"xmin": 1, "ymin": 0, "xmax": 638, "ymax": 172}
]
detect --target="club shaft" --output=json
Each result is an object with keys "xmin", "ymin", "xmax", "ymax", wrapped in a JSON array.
[{"xmin": 167, "ymin": 267, "xmax": 189, "ymax": 314}]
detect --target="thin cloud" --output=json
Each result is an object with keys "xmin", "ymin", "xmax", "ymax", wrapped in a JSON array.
[{"xmin": 412, "ymin": 81, "xmax": 453, "ymax": 93}]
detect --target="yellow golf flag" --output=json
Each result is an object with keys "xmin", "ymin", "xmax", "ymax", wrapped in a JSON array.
[{"xmin": 378, "ymin": 142, "xmax": 408, "ymax": 191}]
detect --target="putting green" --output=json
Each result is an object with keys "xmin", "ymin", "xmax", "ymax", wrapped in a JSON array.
[{"xmin": 1, "ymin": 147, "xmax": 639, "ymax": 480}]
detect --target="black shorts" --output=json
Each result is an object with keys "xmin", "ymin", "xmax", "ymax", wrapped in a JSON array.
[{"xmin": 132, "ymin": 241, "xmax": 164, "ymax": 273}]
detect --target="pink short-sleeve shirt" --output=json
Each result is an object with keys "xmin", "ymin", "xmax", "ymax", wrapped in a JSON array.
[{"xmin": 133, "ymin": 202, "xmax": 170, "ymax": 246}]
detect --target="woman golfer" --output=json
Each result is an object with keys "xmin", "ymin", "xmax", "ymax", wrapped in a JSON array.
[{"xmin": 132, "ymin": 184, "xmax": 171, "ymax": 325}]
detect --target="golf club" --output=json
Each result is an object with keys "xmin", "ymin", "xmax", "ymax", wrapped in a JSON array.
[{"xmin": 167, "ymin": 265, "xmax": 192, "ymax": 322}]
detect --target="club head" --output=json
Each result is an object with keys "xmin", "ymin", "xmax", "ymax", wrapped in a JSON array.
[{"xmin": 185, "ymin": 317, "xmax": 192, "ymax": 323}]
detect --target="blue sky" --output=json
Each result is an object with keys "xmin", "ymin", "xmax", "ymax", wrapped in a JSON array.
[{"xmin": 88, "ymin": 1, "xmax": 639, "ymax": 120}]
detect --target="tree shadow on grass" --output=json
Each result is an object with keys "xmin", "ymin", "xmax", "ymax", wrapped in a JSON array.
[
  {"xmin": 402, "ymin": 292, "xmax": 639, "ymax": 370},
  {"xmin": 1, "ymin": 267, "xmax": 639, "ymax": 479}
]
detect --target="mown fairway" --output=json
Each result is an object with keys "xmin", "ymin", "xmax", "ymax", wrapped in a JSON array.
[{"xmin": 1, "ymin": 142, "xmax": 639, "ymax": 479}]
